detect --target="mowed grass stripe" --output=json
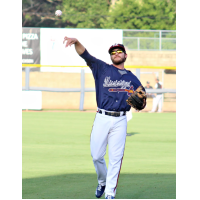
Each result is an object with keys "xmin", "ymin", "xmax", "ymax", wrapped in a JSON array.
[{"xmin": 22, "ymin": 112, "xmax": 176, "ymax": 199}]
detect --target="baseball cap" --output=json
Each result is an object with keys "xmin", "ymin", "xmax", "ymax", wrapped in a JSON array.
[
  {"xmin": 147, "ymin": 81, "xmax": 150, "ymax": 84},
  {"xmin": 108, "ymin": 43, "xmax": 126, "ymax": 54}
]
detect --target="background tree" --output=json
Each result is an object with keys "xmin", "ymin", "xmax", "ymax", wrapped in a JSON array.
[
  {"xmin": 22, "ymin": 0, "xmax": 176, "ymax": 30},
  {"xmin": 22, "ymin": 0, "xmax": 112, "ymax": 28},
  {"xmin": 60, "ymin": 0, "xmax": 111, "ymax": 28},
  {"xmin": 103, "ymin": 0, "xmax": 176, "ymax": 30},
  {"xmin": 140, "ymin": 0, "xmax": 176, "ymax": 30},
  {"xmin": 22, "ymin": 0, "xmax": 64, "ymax": 27}
]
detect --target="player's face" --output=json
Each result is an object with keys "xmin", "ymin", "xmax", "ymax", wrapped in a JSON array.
[{"xmin": 110, "ymin": 48, "xmax": 127, "ymax": 65}]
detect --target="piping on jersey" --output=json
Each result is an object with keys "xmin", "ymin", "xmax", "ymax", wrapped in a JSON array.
[{"xmin": 108, "ymin": 86, "xmax": 134, "ymax": 96}]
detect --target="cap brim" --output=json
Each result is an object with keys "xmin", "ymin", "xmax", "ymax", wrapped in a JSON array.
[{"xmin": 109, "ymin": 46, "xmax": 126, "ymax": 54}]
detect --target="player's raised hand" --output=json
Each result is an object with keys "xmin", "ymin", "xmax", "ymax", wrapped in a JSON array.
[
  {"xmin": 63, "ymin": 36, "xmax": 77, "ymax": 47},
  {"xmin": 63, "ymin": 37, "xmax": 85, "ymax": 55}
]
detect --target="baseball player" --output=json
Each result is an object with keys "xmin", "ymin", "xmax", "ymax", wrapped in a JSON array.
[
  {"xmin": 145, "ymin": 81, "xmax": 155, "ymax": 98},
  {"xmin": 149, "ymin": 78, "xmax": 163, "ymax": 113},
  {"xmin": 63, "ymin": 36, "xmax": 147, "ymax": 199}
]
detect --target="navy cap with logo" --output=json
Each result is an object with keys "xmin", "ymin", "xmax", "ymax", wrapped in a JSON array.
[{"xmin": 108, "ymin": 43, "xmax": 126, "ymax": 54}]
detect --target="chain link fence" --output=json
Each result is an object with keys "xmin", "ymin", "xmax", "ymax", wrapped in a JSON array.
[{"xmin": 123, "ymin": 30, "xmax": 176, "ymax": 51}]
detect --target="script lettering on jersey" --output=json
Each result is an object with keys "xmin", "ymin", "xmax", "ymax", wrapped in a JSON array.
[
  {"xmin": 103, "ymin": 76, "xmax": 134, "ymax": 96},
  {"xmin": 103, "ymin": 76, "xmax": 131, "ymax": 89}
]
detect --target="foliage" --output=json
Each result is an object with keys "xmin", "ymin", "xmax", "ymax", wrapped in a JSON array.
[
  {"xmin": 103, "ymin": 0, "xmax": 176, "ymax": 30},
  {"xmin": 60, "ymin": 0, "xmax": 111, "ymax": 28},
  {"xmin": 22, "ymin": 0, "xmax": 176, "ymax": 30},
  {"xmin": 22, "ymin": 0, "xmax": 64, "ymax": 27}
]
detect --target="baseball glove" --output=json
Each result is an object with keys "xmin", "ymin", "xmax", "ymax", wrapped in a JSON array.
[{"xmin": 126, "ymin": 86, "xmax": 147, "ymax": 111}]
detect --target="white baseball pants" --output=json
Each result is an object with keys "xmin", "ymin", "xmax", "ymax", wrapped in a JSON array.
[
  {"xmin": 151, "ymin": 94, "xmax": 163, "ymax": 112},
  {"xmin": 90, "ymin": 111, "xmax": 127, "ymax": 197}
]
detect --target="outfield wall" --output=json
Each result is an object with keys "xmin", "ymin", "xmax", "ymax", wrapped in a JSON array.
[
  {"xmin": 126, "ymin": 51, "xmax": 176, "ymax": 67},
  {"xmin": 22, "ymin": 66, "xmax": 176, "ymax": 112},
  {"xmin": 22, "ymin": 27, "xmax": 176, "ymax": 112}
]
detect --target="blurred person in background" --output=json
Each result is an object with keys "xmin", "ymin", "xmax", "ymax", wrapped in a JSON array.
[
  {"xmin": 144, "ymin": 81, "xmax": 154, "ymax": 98},
  {"xmin": 149, "ymin": 78, "xmax": 163, "ymax": 113}
]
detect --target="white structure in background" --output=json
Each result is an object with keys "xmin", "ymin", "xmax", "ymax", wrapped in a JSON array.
[
  {"xmin": 22, "ymin": 91, "xmax": 42, "ymax": 110},
  {"xmin": 40, "ymin": 28, "xmax": 123, "ymax": 72}
]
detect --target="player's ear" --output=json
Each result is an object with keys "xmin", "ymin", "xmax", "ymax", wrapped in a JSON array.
[{"xmin": 125, "ymin": 53, "xmax": 127, "ymax": 59}]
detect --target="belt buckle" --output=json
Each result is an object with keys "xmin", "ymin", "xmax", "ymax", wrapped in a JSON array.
[{"xmin": 112, "ymin": 112, "xmax": 118, "ymax": 117}]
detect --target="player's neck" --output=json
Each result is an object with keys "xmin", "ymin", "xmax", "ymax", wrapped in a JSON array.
[{"xmin": 112, "ymin": 63, "xmax": 125, "ymax": 70}]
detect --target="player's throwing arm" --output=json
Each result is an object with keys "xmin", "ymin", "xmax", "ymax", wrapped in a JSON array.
[{"xmin": 63, "ymin": 36, "xmax": 85, "ymax": 55}]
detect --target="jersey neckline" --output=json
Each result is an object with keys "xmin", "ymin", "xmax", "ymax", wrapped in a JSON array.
[{"xmin": 111, "ymin": 64, "xmax": 127, "ymax": 71}]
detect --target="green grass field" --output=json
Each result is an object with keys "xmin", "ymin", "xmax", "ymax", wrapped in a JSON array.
[{"xmin": 22, "ymin": 112, "xmax": 176, "ymax": 199}]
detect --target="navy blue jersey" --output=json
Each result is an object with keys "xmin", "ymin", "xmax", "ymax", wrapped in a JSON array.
[{"xmin": 80, "ymin": 49, "xmax": 145, "ymax": 112}]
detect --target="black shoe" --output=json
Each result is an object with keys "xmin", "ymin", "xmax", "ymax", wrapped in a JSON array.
[{"xmin": 95, "ymin": 184, "xmax": 106, "ymax": 198}]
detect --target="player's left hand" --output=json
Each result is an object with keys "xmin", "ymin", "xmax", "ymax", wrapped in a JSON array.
[{"xmin": 126, "ymin": 86, "xmax": 147, "ymax": 111}]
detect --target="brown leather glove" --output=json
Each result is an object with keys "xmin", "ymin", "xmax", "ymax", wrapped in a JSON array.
[{"xmin": 126, "ymin": 86, "xmax": 147, "ymax": 111}]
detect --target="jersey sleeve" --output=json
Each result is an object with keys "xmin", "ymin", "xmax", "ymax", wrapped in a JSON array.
[
  {"xmin": 79, "ymin": 49, "xmax": 108, "ymax": 79},
  {"xmin": 130, "ymin": 73, "xmax": 146, "ymax": 93}
]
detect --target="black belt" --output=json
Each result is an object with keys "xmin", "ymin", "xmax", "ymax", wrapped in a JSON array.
[{"xmin": 98, "ymin": 109, "xmax": 126, "ymax": 117}]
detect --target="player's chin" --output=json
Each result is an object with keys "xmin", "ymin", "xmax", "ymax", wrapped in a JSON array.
[
  {"xmin": 113, "ymin": 61, "xmax": 123, "ymax": 65},
  {"xmin": 112, "ymin": 58, "xmax": 125, "ymax": 65}
]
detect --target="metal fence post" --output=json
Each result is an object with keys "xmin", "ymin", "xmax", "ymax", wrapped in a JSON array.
[
  {"xmin": 25, "ymin": 67, "xmax": 30, "ymax": 90},
  {"xmin": 137, "ymin": 37, "xmax": 140, "ymax": 50},
  {"xmin": 159, "ymin": 31, "xmax": 162, "ymax": 51},
  {"xmin": 136, "ymin": 68, "xmax": 140, "ymax": 80},
  {"xmin": 79, "ymin": 68, "xmax": 85, "ymax": 111}
]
